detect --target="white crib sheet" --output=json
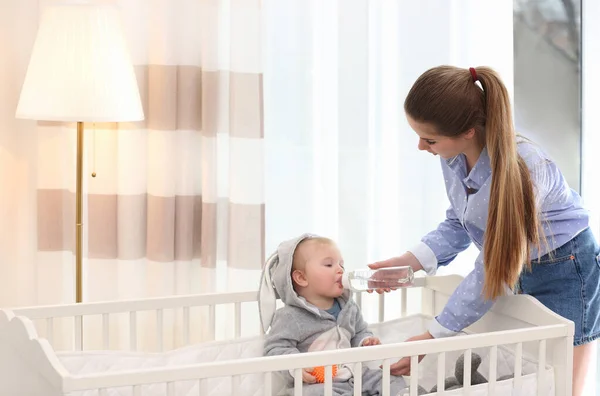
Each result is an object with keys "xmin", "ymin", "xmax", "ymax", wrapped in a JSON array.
[{"xmin": 57, "ymin": 314, "xmax": 554, "ymax": 396}]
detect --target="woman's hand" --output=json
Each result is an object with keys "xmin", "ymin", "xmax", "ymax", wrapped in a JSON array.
[
  {"xmin": 384, "ymin": 331, "xmax": 433, "ymax": 376},
  {"xmin": 367, "ymin": 252, "xmax": 423, "ymax": 294}
]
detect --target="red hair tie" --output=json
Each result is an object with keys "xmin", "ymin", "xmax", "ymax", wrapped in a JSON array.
[{"xmin": 469, "ymin": 67, "xmax": 478, "ymax": 83}]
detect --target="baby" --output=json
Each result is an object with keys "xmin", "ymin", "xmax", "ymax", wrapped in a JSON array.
[{"xmin": 262, "ymin": 234, "xmax": 417, "ymax": 396}]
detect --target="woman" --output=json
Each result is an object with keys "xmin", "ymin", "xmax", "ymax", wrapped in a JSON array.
[{"xmin": 369, "ymin": 65, "xmax": 600, "ymax": 396}]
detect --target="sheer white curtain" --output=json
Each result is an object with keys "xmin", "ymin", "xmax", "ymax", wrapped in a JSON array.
[{"xmin": 264, "ymin": 0, "xmax": 514, "ymax": 320}]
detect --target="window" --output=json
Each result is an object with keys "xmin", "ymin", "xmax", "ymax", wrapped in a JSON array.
[{"xmin": 513, "ymin": 0, "xmax": 581, "ymax": 192}]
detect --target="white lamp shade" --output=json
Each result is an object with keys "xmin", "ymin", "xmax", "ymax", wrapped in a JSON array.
[{"xmin": 15, "ymin": 1, "xmax": 144, "ymax": 122}]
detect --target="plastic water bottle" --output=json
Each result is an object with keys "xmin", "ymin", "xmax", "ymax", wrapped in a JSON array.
[{"xmin": 341, "ymin": 266, "xmax": 414, "ymax": 292}]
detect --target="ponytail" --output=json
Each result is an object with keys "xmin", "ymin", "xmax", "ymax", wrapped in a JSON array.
[{"xmin": 475, "ymin": 67, "xmax": 539, "ymax": 299}]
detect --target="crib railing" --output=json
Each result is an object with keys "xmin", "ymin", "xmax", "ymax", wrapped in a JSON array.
[
  {"xmin": 4, "ymin": 276, "xmax": 574, "ymax": 395},
  {"xmin": 59, "ymin": 323, "xmax": 570, "ymax": 396},
  {"xmin": 11, "ymin": 280, "xmax": 419, "ymax": 352},
  {"xmin": 14, "ymin": 291, "xmax": 259, "ymax": 351}
]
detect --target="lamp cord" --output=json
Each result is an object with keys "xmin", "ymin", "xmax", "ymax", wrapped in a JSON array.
[{"xmin": 91, "ymin": 122, "xmax": 96, "ymax": 178}]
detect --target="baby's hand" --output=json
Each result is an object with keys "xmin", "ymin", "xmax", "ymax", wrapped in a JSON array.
[
  {"xmin": 302, "ymin": 368, "xmax": 317, "ymax": 383},
  {"xmin": 361, "ymin": 337, "xmax": 381, "ymax": 346}
]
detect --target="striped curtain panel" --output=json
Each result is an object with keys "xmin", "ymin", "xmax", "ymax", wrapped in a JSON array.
[{"xmin": 31, "ymin": 0, "xmax": 264, "ymax": 349}]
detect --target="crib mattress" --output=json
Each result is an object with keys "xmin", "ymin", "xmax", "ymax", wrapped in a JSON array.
[{"xmin": 57, "ymin": 314, "xmax": 554, "ymax": 396}]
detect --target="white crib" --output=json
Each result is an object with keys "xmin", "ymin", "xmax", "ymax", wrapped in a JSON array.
[{"xmin": 0, "ymin": 275, "xmax": 573, "ymax": 396}]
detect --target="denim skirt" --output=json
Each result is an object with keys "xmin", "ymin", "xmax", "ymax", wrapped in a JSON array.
[{"xmin": 515, "ymin": 227, "xmax": 600, "ymax": 346}]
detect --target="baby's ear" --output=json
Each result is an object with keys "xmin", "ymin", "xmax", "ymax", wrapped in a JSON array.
[{"xmin": 292, "ymin": 270, "xmax": 309, "ymax": 288}]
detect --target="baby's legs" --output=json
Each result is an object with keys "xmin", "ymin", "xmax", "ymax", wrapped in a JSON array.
[
  {"xmin": 287, "ymin": 382, "xmax": 354, "ymax": 396},
  {"xmin": 286, "ymin": 368, "xmax": 409, "ymax": 396},
  {"xmin": 359, "ymin": 367, "xmax": 407, "ymax": 396}
]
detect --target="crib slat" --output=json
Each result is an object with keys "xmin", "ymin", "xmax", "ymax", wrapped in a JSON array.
[
  {"xmin": 209, "ymin": 304, "xmax": 216, "ymax": 340},
  {"xmin": 514, "ymin": 342, "xmax": 523, "ymax": 391},
  {"xmin": 75, "ymin": 315, "xmax": 83, "ymax": 351},
  {"xmin": 378, "ymin": 294, "xmax": 385, "ymax": 322},
  {"xmin": 537, "ymin": 339, "xmax": 547, "ymax": 396},
  {"xmin": 183, "ymin": 307, "xmax": 190, "ymax": 345},
  {"xmin": 382, "ymin": 359, "xmax": 390, "ymax": 396},
  {"xmin": 410, "ymin": 356, "xmax": 418, "ymax": 395},
  {"xmin": 156, "ymin": 309, "xmax": 163, "ymax": 352},
  {"xmin": 232, "ymin": 375, "xmax": 241, "ymax": 394},
  {"xmin": 133, "ymin": 385, "xmax": 141, "ymax": 396},
  {"xmin": 401, "ymin": 288, "xmax": 407, "ymax": 317},
  {"xmin": 488, "ymin": 345, "xmax": 497, "ymax": 394},
  {"xmin": 353, "ymin": 362, "xmax": 363, "ymax": 396},
  {"xmin": 102, "ymin": 313, "xmax": 109, "ymax": 349},
  {"xmin": 46, "ymin": 318, "xmax": 54, "ymax": 346},
  {"xmin": 324, "ymin": 365, "xmax": 333, "ymax": 396},
  {"xmin": 130, "ymin": 311, "xmax": 137, "ymax": 351},
  {"xmin": 437, "ymin": 352, "xmax": 445, "ymax": 393},
  {"xmin": 463, "ymin": 348, "xmax": 472, "ymax": 395},
  {"xmin": 199, "ymin": 379, "xmax": 208, "ymax": 395},
  {"xmin": 294, "ymin": 368, "xmax": 302, "ymax": 396},
  {"xmin": 356, "ymin": 292, "xmax": 362, "ymax": 309},
  {"xmin": 234, "ymin": 302, "xmax": 242, "ymax": 338},
  {"xmin": 167, "ymin": 381, "xmax": 175, "ymax": 396},
  {"xmin": 264, "ymin": 372, "xmax": 273, "ymax": 396}
]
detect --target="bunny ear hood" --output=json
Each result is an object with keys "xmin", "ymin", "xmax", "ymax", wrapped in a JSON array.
[{"xmin": 258, "ymin": 233, "xmax": 319, "ymax": 333}]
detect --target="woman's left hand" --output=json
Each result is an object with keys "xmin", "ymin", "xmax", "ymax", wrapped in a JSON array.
[{"xmin": 385, "ymin": 331, "xmax": 433, "ymax": 376}]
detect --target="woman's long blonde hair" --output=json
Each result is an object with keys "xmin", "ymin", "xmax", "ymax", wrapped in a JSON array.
[{"xmin": 404, "ymin": 66, "xmax": 539, "ymax": 300}]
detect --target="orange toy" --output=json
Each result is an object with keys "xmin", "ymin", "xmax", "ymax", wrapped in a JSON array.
[{"xmin": 309, "ymin": 365, "xmax": 338, "ymax": 383}]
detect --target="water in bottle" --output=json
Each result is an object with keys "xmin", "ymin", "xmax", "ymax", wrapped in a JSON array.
[{"xmin": 341, "ymin": 266, "xmax": 414, "ymax": 292}]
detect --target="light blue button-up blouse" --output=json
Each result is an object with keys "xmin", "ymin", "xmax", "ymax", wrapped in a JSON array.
[{"xmin": 410, "ymin": 139, "xmax": 590, "ymax": 337}]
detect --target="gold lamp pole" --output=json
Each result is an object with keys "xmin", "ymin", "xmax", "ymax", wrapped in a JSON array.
[
  {"xmin": 76, "ymin": 122, "xmax": 84, "ymax": 303},
  {"xmin": 15, "ymin": 2, "xmax": 144, "ymax": 306}
]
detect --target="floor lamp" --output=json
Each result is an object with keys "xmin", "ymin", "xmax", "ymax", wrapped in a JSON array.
[{"xmin": 15, "ymin": 2, "xmax": 144, "ymax": 304}]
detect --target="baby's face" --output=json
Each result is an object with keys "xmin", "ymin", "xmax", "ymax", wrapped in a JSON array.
[{"xmin": 302, "ymin": 242, "xmax": 345, "ymax": 298}]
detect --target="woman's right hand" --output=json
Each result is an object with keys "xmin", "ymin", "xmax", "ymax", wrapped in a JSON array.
[{"xmin": 367, "ymin": 252, "xmax": 423, "ymax": 294}]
